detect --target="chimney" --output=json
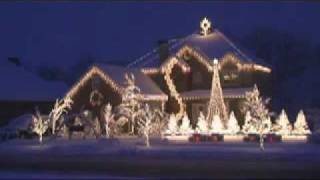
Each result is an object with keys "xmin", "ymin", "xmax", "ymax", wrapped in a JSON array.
[
  {"xmin": 158, "ymin": 40, "xmax": 169, "ymax": 63},
  {"xmin": 8, "ymin": 57, "xmax": 21, "ymax": 67}
]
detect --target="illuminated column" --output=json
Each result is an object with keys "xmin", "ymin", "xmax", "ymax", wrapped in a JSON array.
[{"xmin": 206, "ymin": 59, "xmax": 228, "ymax": 126}]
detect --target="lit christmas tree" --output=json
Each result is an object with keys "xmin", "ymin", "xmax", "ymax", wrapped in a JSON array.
[
  {"xmin": 206, "ymin": 59, "xmax": 228, "ymax": 126},
  {"xmin": 293, "ymin": 110, "xmax": 311, "ymax": 135},
  {"xmin": 243, "ymin": 84, "xmax": 271, "ymax": 150},
  {"xmin": 196, "ymin": 111, "xmax": 209, "ymax": 134},
  {"xmin": 165, "ymin": 114, "xmax": 178, "ymax": 135},
  {"xmin": 226, "ymin": 111, "xmax": 240, "ymax": 134},
  {"xmin": 179, "ymin": 113, "xmax": 193, "ymax": 135},
  {"xmin": 210, "ymin": 114, "xmax": 224, "ymax": 134},
  {"xmin": 242, "ymin": 111, "xmax": 258, "ymax": 134},
  {"xmin": 263, "ymin": 116, "xmax": 272, "ymax": 134},
  {"xmin": 117, "ymin": 73, "xmax": 142, "ymax": 134},
  {"xmin": 274, "ymin": 109, "xmax": 292, "ymax": 135}
]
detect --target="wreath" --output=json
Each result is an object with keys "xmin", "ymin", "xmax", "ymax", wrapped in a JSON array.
[{"xmin": 89, "ymin": 90, "xmax": 103, "ymax": 107}]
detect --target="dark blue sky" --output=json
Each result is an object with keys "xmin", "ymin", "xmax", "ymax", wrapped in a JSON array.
[{"xmin": 0, "ymin": 2, "xmax": 319, "ymax": 70}]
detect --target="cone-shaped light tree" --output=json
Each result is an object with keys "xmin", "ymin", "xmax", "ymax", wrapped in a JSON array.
[
  {"xmin": 226, "ymin": 111, "xmax": 240, "ymax": 134},
  {"xmin": 206, "ymin": 59, "xmax": 228, "ymax": 126},
  {"xmin": 293, "ymin": 110, "xmax": 311, "ymax": 135},
  {"xmin": 165, "ymin": 114, "xmax": 178, "ymax": 135},
  {"xmin": 196, "ymin": 111, "xmax": 209, "ymax": 134},
  {"xmin": 179, "ymin": 113, "xmax": 193, "ymax": 135},
  {"xmin": 274, "ymin": 109, "xmax": 292, "ymax": 135},
  {"xmin": 210, "ymin": 114, "xmax": 224, "ymax": 134}
]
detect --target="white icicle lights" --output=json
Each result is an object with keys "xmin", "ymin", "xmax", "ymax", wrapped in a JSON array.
[{"xmin": 293, "ymin": 110, "xmax": 311, "ymax": 135}]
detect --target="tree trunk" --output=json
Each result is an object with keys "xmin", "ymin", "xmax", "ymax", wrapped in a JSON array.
[
  {"xmin": 39, "ymin": 134, "xmax": 43, "ymax": 144},
  {"xmin": 146, "ymin": 133, "xmax": 150, "ymax": 147}
]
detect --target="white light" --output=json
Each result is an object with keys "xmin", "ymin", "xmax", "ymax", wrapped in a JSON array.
[
  {"xmin": 200, "ymin": 17, "xmax": 212, "ymax": 36},
  {"xmin": 213, "ymin": 58, "xmax": 218, "ymax": 65}
]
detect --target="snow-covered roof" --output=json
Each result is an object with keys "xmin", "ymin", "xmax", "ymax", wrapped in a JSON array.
[
  {"xmin": 128, "ymin": 28, "xmax": 269, "ymax": 69},
  {"xmin": 95, "ymin": 64, "xmax": 167, "ymax": 100},
  {"xmin": 0, "ymin": 114, "xmax": 33, "ymax": 132},
  {"xmin": 180, "ymin": 87, "xmax": 253, "ymax": 100},
  {"xmin": 0, "ymin": 63, "xmax": 68, "ymax": 101}
]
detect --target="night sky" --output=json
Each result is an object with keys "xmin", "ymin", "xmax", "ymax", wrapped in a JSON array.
[{"xmin": 0, "ymin": 2, "xmax": 320, "ymax": 70}]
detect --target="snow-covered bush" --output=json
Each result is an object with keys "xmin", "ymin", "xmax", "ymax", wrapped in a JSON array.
[
  {"xmin": 226, "ymin": 111, "xmax": 240, "ymax": 134},
  {"xmin": 32, "ymin": 108, "xmax": 49, "ymax": 143},
  {"xmin": 292, "ymin": 110, "xmax": 311, "ymax": 135},
  {"xmin": 196, "ymin": 111, "xmax": 208, "ymax": 134},
  {"xmin": 179, "ymin": 113, "xmax": 193, "ymax": 135}
]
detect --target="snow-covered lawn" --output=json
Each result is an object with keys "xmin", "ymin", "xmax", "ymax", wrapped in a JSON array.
[{"xmin": 0, "ymin": 137, "xmax": 320, "ymax": 179}]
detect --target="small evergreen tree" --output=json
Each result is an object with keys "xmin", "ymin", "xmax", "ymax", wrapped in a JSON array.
[
  {"xmin": 226, "ymin": 111, "xmax": 240, "ymax": 134},
  {"xmin": 210, "ymin": 114, "xmax": 224, "ymax": 134},
  {"xmin": 196, "ymin": 111, "xmax": 209, "ymax": 134},
  {"xmin": 293, "ymin": 110, "xmax": 311, "ymax": 135},
  {"xmin": 165, "ymin": 114, "xmax": 178, "ymax": 135},
  {"xmin": 179, "ymin": 113, "xmax": 193, "ymax": 135},
  {"xmin": 274, "ymin": 109, "xmax": 292, "ymax": 135}
]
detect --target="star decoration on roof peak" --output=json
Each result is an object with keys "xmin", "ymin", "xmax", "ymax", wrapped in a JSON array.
[{"xmin": 200, "ymin": 17, "xmax": 212, "ymax": 36}]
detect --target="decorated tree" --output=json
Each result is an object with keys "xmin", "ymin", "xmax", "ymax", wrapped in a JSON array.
[
  {"xmin": 137, "ymin": 104, "xmax": 153, "ymax": 147},
  {"xmin": 210, "ymin": 114, "xmax": 224, "ymax": 134},
  {"xmin": 49, "ymin": 96, "xmax": 73, "ymax": 134},
  {"xmin": 151, "ymin": 109, "xmax": 168, "ymax": 137},
  {"xmin": 117, "ymin": 73, "xmax": 143, "ymax": 134},
  {"xmin": 293, "ymin": 110, "xmax": 311, "ymax": 135},
  {"xmin": 196, "ymin": 111, "xmax": 209, "ymax": 134},
  {"xmin": 103, "ymin": 103, "xmax": 114, "ymax": 138},
  {"xmin": 32, "ymin": 107, "xmax": 49, "ymax": 143},
  {"xmin": 179, "ymin": 113, "xmax": 193, "ymax": 135},
  {"xmin": 242, "ymin": 111, "xmax": 258, "ymax": 134},
  {"xmin": 263, "ymin": 116, "xmax": 272, "ymax": 134},
  {"xmin": 242, "ymin": 84, "xmax": 271, "ymax": 150},
  {"xmin": 226, "ymin": 111, "xmax": 240, "ymax": 134},
  {"xmin": 206, "ymin": 59, "xmax": 228, "ymax": 126},
  {"xmin": 274, "ymin": 109, "xmax": 292, "ymax": 135},
  {"xmin": 165, "ymin": 114, "xmax": 178, "ymax": 135}
]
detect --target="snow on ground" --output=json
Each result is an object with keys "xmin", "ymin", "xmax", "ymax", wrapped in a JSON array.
[{"xmin": 1, "ymin": 137, "xmax": 320, "ymax": 178}]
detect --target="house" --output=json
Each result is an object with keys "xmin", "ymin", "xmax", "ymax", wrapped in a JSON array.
[
  {"xmin": 65, "ymin": 18, "xmax": 272, "ymax": 127},
  {"xmin": 0, "ymin": 60, "xmax": 68, "ymax": 126}
]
